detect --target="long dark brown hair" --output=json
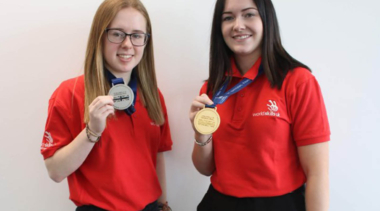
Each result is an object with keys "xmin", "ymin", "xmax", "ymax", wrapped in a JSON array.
[{"xmin": 207, "ymin": 0, "xmax": 310, "ymax": 95}]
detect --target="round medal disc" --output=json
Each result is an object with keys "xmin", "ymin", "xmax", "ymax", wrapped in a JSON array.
[
  {"xmin": 108, "ymin": 84, "xmax": 134, "ymax": 110},
  {"xmin": 194, "ymin": 107, "xmax": 221, "ymax": 135}
]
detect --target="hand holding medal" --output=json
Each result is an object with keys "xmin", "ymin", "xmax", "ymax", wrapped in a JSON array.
[
  {"xmin": 191, "ymin": 66, "xmax": 263, "ymax": 138},
  {"xmin": 88, "ymin": 95, "xmax": 115, "ymax": 136},
  {"xmin": 190, "ymin": 94, "xmax": 220, "ymax": 135},
  {"xmin": 192, "ymin": 66, "xmax": 263, "ymax": 136}
]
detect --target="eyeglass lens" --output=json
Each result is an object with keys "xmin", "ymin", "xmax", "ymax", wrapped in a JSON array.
[{"xmin": 107, "ymin": 29, "xmax": 147, "ymax": 46}]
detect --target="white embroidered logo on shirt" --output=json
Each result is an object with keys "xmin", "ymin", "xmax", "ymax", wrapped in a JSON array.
[
  {"xmin": 150, "ymin": 122, "xmax": 159, "ymax": 127},
  {"xmin": 267, "ymin": 100, "xmax": 278, "ymax": 112},
  {"xmin": 252, "ymin": 100, "xmax": 281, "ymax": 117}
]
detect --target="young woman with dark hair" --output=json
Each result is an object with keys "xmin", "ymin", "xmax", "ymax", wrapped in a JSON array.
[
  {"xmin": 41, "ymin": 0, "xmax": 172, "ymax": 210},
  {"xmin": 190, "ymin": 0, "xmax": 330, "ymax": 210}
]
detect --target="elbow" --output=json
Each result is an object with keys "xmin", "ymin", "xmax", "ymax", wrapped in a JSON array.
[
  {"xmin": 46, "ymin": 166, "xmax": 66, "ymax": 183},
  {"xmin": 48, "ymin": 171, "xmax": 65, "ymax": 183},
  {"xmin": 199, "ymin": 170, "xmax": 213, "ymax": 177},
  {"xmin": 192, "ymin": 156, "xmax": 214, "ymax": 176},
  {"xmin": 45, "ymin": 158, "xmax": 66, "ymax": 183}
]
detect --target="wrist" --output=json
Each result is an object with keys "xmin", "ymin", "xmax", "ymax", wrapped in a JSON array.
[
  {"xmin": 194, "ymin": 134, "xmax": 212, "ymax": 146},
  {"xmin": 158, "ymin": 201, "xmax": 171, "ymax": 211},
  {"xmin": 86, "ymin": 124, "xmax": 101, "ymax": 142},
  {"xmin": 87, "ymin": 121, "xmax": 102, "ymax": 135},
  {"xmin": 194, "ymin": 133, "xmax": 211, "ymax": 142}
]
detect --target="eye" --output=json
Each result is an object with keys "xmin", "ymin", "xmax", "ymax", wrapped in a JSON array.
[
  {"xmin": 132, "ymin": 34, "xmax": 144, "ymax": 39},
  {"xmin": 244, "ymin": 13, "xmax": 255, "ymax": 18},
  {"xmin": 222, "ymin": 16, "xmax": 234, "ymax": 21},
  {"xmin": 111, "ymin": 31, "xmax": 124, "ymax": 37}
]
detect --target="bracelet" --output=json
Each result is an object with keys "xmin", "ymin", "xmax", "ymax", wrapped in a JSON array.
[
  {"xmin": 158, "ymin": 201, "xmax": 172, "ymax": 211},
  {"xmin": 195, "ymin": 135, "xmax": 212, "ymax": 146},
  {"xmin": 86, "ymin": 124, "xmax": 101, "ymax": 143}
]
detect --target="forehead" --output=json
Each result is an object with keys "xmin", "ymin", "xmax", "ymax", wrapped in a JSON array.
[
  {"xmin": 109, "ymin": 7, "xmax": 147, "ymax": 32},
  {"xmin": 224, "ymin": 0, "xmax": 257, "ymax": 12}
]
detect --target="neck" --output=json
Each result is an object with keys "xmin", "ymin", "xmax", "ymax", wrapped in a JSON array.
[
  {"xmin": 106, "ymin": 65, "xmax": 133, "ymax": 84},
  {"xmin": 234, "ymin": 51, "xmax": 261, "ymax": 75}
]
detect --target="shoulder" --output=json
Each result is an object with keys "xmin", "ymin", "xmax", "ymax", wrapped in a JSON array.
[
  {"xmin": 200, "ymin": 81, "xmax": 209, "ymax": 94},
  {"xmin": 60, "ymin": 75, "xmax": 84, "ymax": 88},
  {"xmin": 283, "ymin": 67, "xmax": 318, "ymax": 92},
  {"xmin": 285, "ymin": 67, "xmax": 314, "ymax": 86},
  {"xmin": 49, "ymin": 75, "xmax": 84, "ymax": 107}
]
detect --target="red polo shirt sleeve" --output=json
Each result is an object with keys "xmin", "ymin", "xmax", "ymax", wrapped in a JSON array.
[
  {"xmin": 158, "ymin": 90, "xmax": 173, "ymax": 152},
  {"xmin": 199, "ymin": 82, "xmax": 209, "ymax": 96},
  {"xmin": 287, "ymin": 68, "xmax": 330, "ymax": 146},
  {"xmin": 41, "ymin": 82, "xmax": 75, "ymax": 159}
]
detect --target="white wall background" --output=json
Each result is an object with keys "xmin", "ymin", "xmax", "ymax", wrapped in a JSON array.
[{"xmin": 0, "ymin": 0, "xmax": 379, "ymax": 210}]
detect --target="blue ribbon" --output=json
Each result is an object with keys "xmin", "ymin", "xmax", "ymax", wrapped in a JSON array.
[
  {"xmin": 106, "ymin": 69, "xmax": 137, "ymax": 115},
  {"xmin": 206, "ymin": 64, "xmax": 263, "ymax": 108}
]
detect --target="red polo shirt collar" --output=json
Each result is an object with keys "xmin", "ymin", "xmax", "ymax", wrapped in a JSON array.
[{"xmin": 229, "ymin": 57, "xmax": 262, "ymax": 79}]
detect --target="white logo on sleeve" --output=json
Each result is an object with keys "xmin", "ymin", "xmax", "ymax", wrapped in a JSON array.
[
  {"xmin": 45, "ymin": 131, "xmax": 53, "ymax": 143},
  {"xmin": 41, "ymin": 131, "xmax": 56, "ymax": 150},
  {"xmin": 252, "ymin": 100, "xmax": 280, "ymax": 117}
]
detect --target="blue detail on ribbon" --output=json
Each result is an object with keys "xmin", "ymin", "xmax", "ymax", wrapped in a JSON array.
[
  {"xmin": 112, "ymin": 78, "xmax": 124, "ymax": 85},
  {"xmin": 106, "ymin": 69, "xmax": 137, "ymax": 115},
  {"xmin": 206, "ymin": 64, "xmax": 264, "ymax": 108}
]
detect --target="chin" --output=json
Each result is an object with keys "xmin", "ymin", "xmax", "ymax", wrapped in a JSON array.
[
  {"xmin": 112, "ymin": 67, "xmax": 133, "ymax": 73},
  {"xmin": 119, "ymin": 64, "xmax": 135, "ymax": 72},
  {"xmin": 121, "ymin": 68, "xmax": 134, "ymax": 72},
  {"xmin": 233, "ymin": 50, "xmax": 254, "ymax": 56},
  {"xmin": 234, "ymin": 47, "xmax": 260, "ymax": 57}
]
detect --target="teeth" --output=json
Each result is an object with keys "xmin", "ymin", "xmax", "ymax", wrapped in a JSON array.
[
  {"xmin": 118, "ymin": 55, "xmax": 132, "ymax": 59},
  {"xmin": 235, "ymin": 35, "xmax": 250, "ymax": 39}
]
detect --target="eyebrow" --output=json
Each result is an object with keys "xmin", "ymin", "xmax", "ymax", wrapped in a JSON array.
[
  {"xmin": 107, "ymin": 28, "xmax": 146, "ymax": 33},
  {"xmin": 222, "ymin": 7, "xmax": 258, "ymax": 15}
]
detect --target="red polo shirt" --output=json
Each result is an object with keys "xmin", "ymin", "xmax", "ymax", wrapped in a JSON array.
[
  {"xmin": 200, "ymin": 58, "xmax": 330, "ymax": 197},
  {"xmin": 41, "ymin": 75, "xmax": 172, "ymax": 211}
]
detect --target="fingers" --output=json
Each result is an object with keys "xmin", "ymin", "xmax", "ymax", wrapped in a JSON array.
[
  {"xmin": 90, "ymin": 97, "xmax": 114, "ymax": 118},
  {"xmin": 189, "ymin": 94, "xmax": 215, "ymax": 124},
  {"xmin": 199, "ymin": 94, "xmax": 214, "ymax": 105},
  {"xmin": 89, "ymin": 96, "xmax": 114, "ymax": 112},
  {"xmin": 190, "ymin": 94, "xmax": 214, "ymax": 112},
  {"xmin": 88, "ymin": 96, "xmax": 115, "ymax": 135},
  {"xmin": 102, "ymin": 106, "xmax": 115, "ymax": 119},
  {"xmin": 98, "ymin": 104, "xmax": 115, "ymax": 116}
]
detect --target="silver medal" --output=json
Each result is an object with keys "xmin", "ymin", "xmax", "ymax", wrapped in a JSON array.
[{"xmin": 108, "ymin": 84, "xmax": 134, "ymax": 110}]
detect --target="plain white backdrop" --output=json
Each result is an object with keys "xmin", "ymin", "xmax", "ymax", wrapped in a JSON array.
[{"xmin": 0, "ymin": 0, "xmax": 379, "ymax": 210}]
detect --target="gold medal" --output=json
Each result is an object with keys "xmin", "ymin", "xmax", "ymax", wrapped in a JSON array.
[{"xmin": 194, "ymin": 107, "xmax": 220, "ymax": 135}]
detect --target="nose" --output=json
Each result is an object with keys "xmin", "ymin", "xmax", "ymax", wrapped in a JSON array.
[
  {"xmin": 233, "ymin": 17, "xmax": 245, "ymax": 32},
  {"xmin": 121, "ymin": 35, "xmax": 133, "ymax": 49}
]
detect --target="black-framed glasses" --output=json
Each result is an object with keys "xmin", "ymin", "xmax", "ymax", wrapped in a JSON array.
[{"xmin": 105, "ymin": 28, "xmax": 150, "ymax": 46}]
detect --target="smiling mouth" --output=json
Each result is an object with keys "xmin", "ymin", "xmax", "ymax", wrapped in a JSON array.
[
  {"xmin": 233, "ymin": 35, "xmax": 252, "ymax": 40},
  {"xmin": 117, "ymin": 54, "xmax": 133, "ymax": 59}
]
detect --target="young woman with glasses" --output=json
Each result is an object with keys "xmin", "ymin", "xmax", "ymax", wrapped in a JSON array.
[
  {"xmin": 41, "ymin": 0, "xmax": 172, "ymax": 210},
  {"xmin": 189, "ymin": 0, "xmax": 330, "ymax": 210}
]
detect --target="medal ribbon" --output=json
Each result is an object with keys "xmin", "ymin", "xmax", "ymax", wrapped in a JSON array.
[
  {"xmin": 206, "ymin": 64, "xmax": 263, "ymax": 108},
  {"xmin": 106, "ymin": 70, "xmax": 137, "ymax": 115}
]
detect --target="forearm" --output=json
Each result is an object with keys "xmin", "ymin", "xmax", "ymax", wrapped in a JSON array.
[
  {"xmin": 192, "ymin": 134, "xmax": 215, "ymax": 176},
  {"xmin": 305, "ymin": 174, "xmax": 329, "ymax": 211},
  {"xmin": 44, "ymin": 129, "xmax": 96, "ymax": 182},
  {"xmin": 156, "ymin": 152, "xmax": 167, "ymax": 203}
]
